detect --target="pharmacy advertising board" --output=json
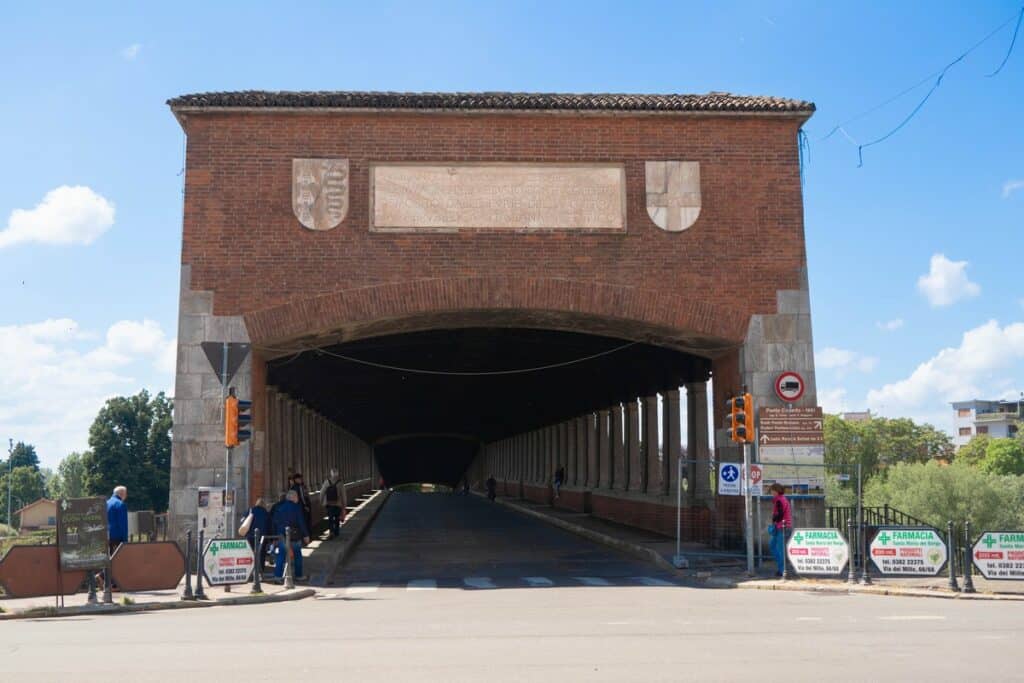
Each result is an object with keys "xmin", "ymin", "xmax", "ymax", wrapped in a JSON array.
[
  {"xmin": 869, "ymin": 528, "xmax": 947, "ymax": 576},
  {"xmin": 786, "ymin": 528, "xmax": 849, "ymax": 576},
  {"xmin": 202, "ymin": 538, "xmax": 255, "ymax": 585},
  {"xmin": 972, "ymin": 531, "xmax": 1024, "ymax": 580}
]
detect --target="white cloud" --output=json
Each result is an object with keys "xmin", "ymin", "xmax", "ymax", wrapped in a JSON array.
[
  {"xmin": 916, "ymin": 253, "xmax": 981, "ymax": 307},
  {"xmin": 120, "ymin": 43, "xmax": 141, "ymax": 61},
  {"xmin": 0, "ymin": 318, "xmax": 176, "ymax": 467},
  {"xmin": 816, "ymin": 346, "xmax": 878, "ymax": 376},
  {"xmin": 0, "ymin": 186, "xmax": 115, "ymax": 249},
  {"xmin": 876, "ymin": 318, "xmax": 904, "ymax": 332},
  {"xmin": 866, "ymin": 320, "xmax": 1024, "ymax": 421},
  {"xmin": 1002, "ymin": 179, "xmax": 1024, "ymax": 198},
  {"xmin": 818, "ymin": 387, "xmax": 848, "ymax": 414}
]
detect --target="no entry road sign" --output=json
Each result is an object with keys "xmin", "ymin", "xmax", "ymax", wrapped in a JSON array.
[
  {"xmin": 972, "ymin": 531, "xmax": 1024, "ymax": 580},
  {"xmin": 203, "ymin": 538, "xmax": 255, "ymax": 585},
  {"xmin": 869, "ymin": 528, "xmax": 947, "ymax": 576},
  {"xmin": 786, "ymin": 528, "xmax": 849, "ymax": 576}
]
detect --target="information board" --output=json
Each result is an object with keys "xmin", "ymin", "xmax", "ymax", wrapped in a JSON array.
[
  {"xmin": 972, "ymin": 531, "xmax": 1024, "ymax": 580},
  {"xmin": 786, "ymin": 528, "xmax": 849, "ymax": 576},
  {"xmin": 56, "ymin": 497, "xmax": 109, "ymax": 571},
  {"xmin": 869, "ymin": 528, "xmax": 947, "ymax": 576},
  {"xmin": 203, "ymin": 538, "xmax": 255, "ymax": 585}
]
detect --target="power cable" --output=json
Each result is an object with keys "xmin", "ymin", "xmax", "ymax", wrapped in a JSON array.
[{"xmin": 820, "ymin": 6, "xmax": 1023, "ymax": 166}]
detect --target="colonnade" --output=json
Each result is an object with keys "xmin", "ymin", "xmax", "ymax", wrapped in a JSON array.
[
  {"xmin": 261, "ymin": 387, "xmax": 374, "ymax": 500},
  {"xmin": 471, "ymin": 382, "xmax": 712, "ymax": 510}
]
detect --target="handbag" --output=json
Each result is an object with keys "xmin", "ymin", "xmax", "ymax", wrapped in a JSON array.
[{"xmin": 238, "ymin": 512, "xmax": 254, "ymax": 536}]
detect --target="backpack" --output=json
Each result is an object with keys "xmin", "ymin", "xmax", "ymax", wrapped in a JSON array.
[{"xmin": 325, "ymin": 480, "xmax": 339, "ymax": 504}]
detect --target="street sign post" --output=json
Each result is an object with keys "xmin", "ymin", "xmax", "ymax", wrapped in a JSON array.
[
  {"xmin": 718, "ymin": 463, "xmax": 741, "ymax": 496},
  {"xmin": 202, "ymin": 538, "xmax": 255, "ymax": 585},
  {"xmin": 786, "ymin": 528, "xmax": 849, "ymax": 576},
  {"xmin": 869, "ymin": 528, "xmax": 947, "ymax": 576},
  {"xmin": 742, "ymin": 463, "xmax": 763, "ymax": 497},
  {"xmin": 972, "ymin": 531, "xmax": 1024, "ymax": 580}
]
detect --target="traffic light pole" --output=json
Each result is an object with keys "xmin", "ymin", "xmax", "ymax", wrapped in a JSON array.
[
  {"xmin": 220, "ymin": 342, "xmax": 232, "ymax": 593},
  {"xmin": 743, "ymin": 440, "xmax": 754, "ymax": 575}
]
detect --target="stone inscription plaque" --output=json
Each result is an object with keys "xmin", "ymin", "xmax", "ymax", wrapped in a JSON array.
[{"xmin": 371, "ymin": 163, "xmax": 626, "ymax": 231}]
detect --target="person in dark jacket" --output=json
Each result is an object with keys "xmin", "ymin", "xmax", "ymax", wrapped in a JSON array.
[
  {"xmin": 241, "ymin": 499, "xmax": 271, "ymax": 571},
  {"xmin": 320, "ymin": 469, "xmax": 347, "ymax": 539},
  {"xmin": 106, "ymin": 486, "xmax": 128, "ymax": 554},
  {"xmin": 271, "ymin": 490, "xmax": 310, "ymax": 580},
  {"xmin": 290, "ymin": 472, "xmax": 313, "ymax": 538},
  {"xmin": 485, "ymin": 476, "xmax": 497, "ymax": 501},
  {"xmin": 553, "ymin": 465, "xmax": 565, "ymax": 499}
]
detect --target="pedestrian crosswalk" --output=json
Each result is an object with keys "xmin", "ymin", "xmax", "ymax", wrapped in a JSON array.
[{"xmin": 340, "ymin": 575, "xmax": 680, "ymax": 594}]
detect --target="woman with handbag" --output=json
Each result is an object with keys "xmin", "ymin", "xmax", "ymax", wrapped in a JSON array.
[{"xmin": 768, "ymin": 483, "xmax": 793, "ymax": 577}]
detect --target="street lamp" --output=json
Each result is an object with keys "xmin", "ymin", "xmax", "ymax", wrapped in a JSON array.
[{"xmin": 6, "ymin": 438, "xmax": 12, "ymax": 530}]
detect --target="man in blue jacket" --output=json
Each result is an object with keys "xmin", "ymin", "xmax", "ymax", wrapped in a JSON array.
[
  {"xmin": 106, "ymin": 486, "xmax": 129, "ymax": 554},
  {"xmin": 271, "ymin": 490, "xmax": 310, "ymax": 580}
]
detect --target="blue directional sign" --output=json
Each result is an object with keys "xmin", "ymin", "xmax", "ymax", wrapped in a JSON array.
[{"xmin": 718, "ymin": 463, "xmax": 741, "ymax": 496}]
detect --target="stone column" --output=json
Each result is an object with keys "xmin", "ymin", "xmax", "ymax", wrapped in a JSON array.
[
  {"xmin": 626, "ymin": 399, "xmax": 644, "ymax": 492},
  {"xmin": 612, "ymin": 404, "xmax": 626, "ymax": 491},
  {"xmin": 574, "ymin": 416, "xmax": 588, "ymax": 487},
  {"xmin": 597, "ymin": 408, "xmax": 612, "ymax": 490},
  {"xmin": 566, "ymin": 419, "xmax": 577, "ymax": 487},
  {"xmin": 686, "ymin": 382, "xmax": 711, "ymax": 505},
  {"xmin": 644, "ymin": 394, "xmax": 663, "ymax": 496},
  {"xmin": 663, "ymin": 389, "xmax": 682, "ymax": 495},
  {"xmin": 586, "ymin": 413, "xmax": 599, "ymax": 489}
]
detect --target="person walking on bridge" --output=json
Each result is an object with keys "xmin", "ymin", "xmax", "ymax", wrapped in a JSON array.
[
  {"xmin": 553, "ymin": 465, "xmax": 565, "ymax": 500},
  {"xmin": 271, "ymin": 490, "xmax": 310, "ymax": 581},
  {"xmin": 290, "ymin": 472, "xmax": 312, "ymax": 538},
  {"xmin": 485, "ymin": 475, "xmax": 497, "ymax": 501},
  {"xmin": 320, "ymin": 468, "xmax": 347, "ymax": 539}
]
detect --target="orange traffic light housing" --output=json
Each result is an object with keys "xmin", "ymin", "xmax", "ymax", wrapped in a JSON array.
[
  {"xmin": 726, "ymin": 393, "xmax": 754, "ymax": 443},
  {"xmin": 224, "ymin": 389, "xmax": 252, "ymax": 448}
]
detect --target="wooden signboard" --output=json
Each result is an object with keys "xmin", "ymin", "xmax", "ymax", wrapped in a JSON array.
[{"xmin": 56, "ymin": 497, "xmax": 109, "ymax": 571}]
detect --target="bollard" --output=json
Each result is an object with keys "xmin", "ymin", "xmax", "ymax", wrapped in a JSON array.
[
  {"xmin": 283, "ymin": 526, "xmax": 295, "ymax": 590},
  {"xmin": 182, "ymin": 530, "xmax": 194, "ymax": 600},
  {"xmin": 86, "ymin": 572, "xmax": 98, "ymax": 604},
  {"xmin": 962, "ymin": 520, "xmax": 976, "ymax": 594},
  {"xmin": 947, "ymin": 521, "xmax": 959, "ymax": 592},
  {"xmin": 250, "ymin": 528, "xmax": 263, "ymax": 594},
  {"xmin": 859, "ymin": 521, "xmax": 873, "ymax": 585},
  {"xmin": 195, "ymin": 529, "xmax": 207, "ymax": 600},
  {"xmin": 846, "ymin": 518, "xmax": 857, "ymax": 584}
]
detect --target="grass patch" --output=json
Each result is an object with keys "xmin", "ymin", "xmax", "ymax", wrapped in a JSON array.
[{"xmin": 120, "ymin": 596, "xmax": 135, "ymax": 606}]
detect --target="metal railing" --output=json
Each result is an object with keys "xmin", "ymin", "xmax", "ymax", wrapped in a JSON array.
[{"xmin": 827, "ymin": 504, "xmax": 935, "ymax": 532}]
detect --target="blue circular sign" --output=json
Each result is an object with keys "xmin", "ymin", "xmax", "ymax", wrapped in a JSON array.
[{"xmin": 721, "ymin": 464, "xmax": 739, "ymax": 482}]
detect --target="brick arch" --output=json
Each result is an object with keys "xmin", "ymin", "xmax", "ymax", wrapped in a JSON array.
[{"xmin": 245, "ymin": 277, "xmax": 748, "ymax": 355}]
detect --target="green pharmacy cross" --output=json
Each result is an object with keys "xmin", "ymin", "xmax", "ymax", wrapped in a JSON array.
[
  {"xmin": 878, "ymin": 532, "xmax": 891, "ymax": 545},
  {"xmin": 983, "ymin": 534, "xmax": 997, "ymax": 549}
]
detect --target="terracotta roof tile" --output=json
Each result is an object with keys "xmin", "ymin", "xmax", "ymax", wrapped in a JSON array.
[{"xmin": 167, "ymin": 90, "xmax": 814, "ymax": 114}]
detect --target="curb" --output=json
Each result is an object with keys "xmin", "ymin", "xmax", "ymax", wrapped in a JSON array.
[
  {"xmin": 305, "ymin": 489, "xmax": 391, "ymax": 585},
  {"xmin": 0, "ymin": 588, "xmax": 316, "ymax": 621},
  {"xmin": 335, "ymin": 489, "xmax": 390, "ymax": 571},
  {"xmin": 486, "ymin": 495, "xmax": 682, "ymax": 576},
  {"xmin": 734, "ymin": 580, "xmax": 1024, "ymax": 601}
]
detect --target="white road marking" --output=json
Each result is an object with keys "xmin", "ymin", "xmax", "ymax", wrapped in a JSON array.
[
  {"xmin": 573, "ymin": 576, "xmax": 612, "ymax": 586},
  {"xmin": 796, "ymin": 617, "xmax": 823, "ymax": 622},
  {"xmin": 464, "ymin": 577, "xmax": 497, "ymax": 589},
  {"xmin": 878, "ymin": 615, "xmax": 946, "ymax": 621},
  {"xmin": 633, "ymin": 577, "xmax": 675, "ymax": 587},
  {"xmin": 523, "ymin": 576, "xmax": 554, "ymax": 587},
  {"xmin": 345, "ymin": 582, "xmax": 380, "ymax": 594},
  {"xmin": 407, "ymin": 579, "xmax": 437, "ymax": 591}
]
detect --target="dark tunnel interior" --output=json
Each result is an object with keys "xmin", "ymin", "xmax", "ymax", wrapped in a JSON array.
[{"xmin": 266, "ymin": 327, "xmax": 711, "ymax": 486}]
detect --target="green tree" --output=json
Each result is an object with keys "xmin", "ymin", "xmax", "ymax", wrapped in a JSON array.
[
  {"xmin": 980, "ymin": 438, "xmax": 1024, "ymax": 476},
  {"xmin": 0, "ymin": 466, "xmax": 47, "ymax": 527},
  {"xmin": 85, "ymin": 390, "xmax": 173, "ymax": 512},
  {"xmin": 956, "ymin": 435, "xmax": 991, "ymax": 466},
  {"xmin": 48, "ymin": 452, "xmax": 90, "ymax": 499},
  {"xmin": 1, "ymin": 441, "xmax": 40, "ymax": 471},
  {"xmin": 864, "ymin": 461, "xmax": 1024, "ymax": 531},
  {"xmin": 823, "ymin": 414, "xmax": 953, "ymax": 475}
]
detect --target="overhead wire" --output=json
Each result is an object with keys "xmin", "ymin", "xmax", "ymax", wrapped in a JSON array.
[
  {"xmin": 820, "ymin": 5, "xmax": 1023, "ymax": 166},
  {"xmin": 263, "ymin": 341, "xmax": 640, "ymax": 376}
]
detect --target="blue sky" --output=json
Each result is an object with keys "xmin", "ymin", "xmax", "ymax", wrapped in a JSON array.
[{"xmin": 1, "ymin": 1, "xmax": 1021, "ymax": 467}]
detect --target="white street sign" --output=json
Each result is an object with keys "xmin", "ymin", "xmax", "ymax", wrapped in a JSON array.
[
  {"xmin": 718, "ymin": 463, "xmax": 741, "ymax": 496},
  {"xmin": 786, "ymin": 528, "xmax": 849, "ymax": 576},
  {"xmin": 203, "ymin": 538, "xmax": 255, "ymax": 585},
  {"xmin": 972, "ymin": 531, "xmax": 1024, "ymax": 580},
  {"xmin": 742, "ymin": 463, "xmax": 763, "ymax": 496},
  {"xmin": 869, "ymin": 528, "xmax": 947, "ymax": 576}
]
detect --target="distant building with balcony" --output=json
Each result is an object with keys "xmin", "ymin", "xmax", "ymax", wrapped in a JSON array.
[{"xmin": 952, "ymin": 399, "xmax": 1022, "ymax": 448}]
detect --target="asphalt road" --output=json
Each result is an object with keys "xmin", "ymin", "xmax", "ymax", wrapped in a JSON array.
[{"xmin": 4, "ymin": 493, "xmax": 1023, "ymax": 682}]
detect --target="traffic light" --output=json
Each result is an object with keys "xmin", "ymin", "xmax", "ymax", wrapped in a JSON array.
[
  {"xmin": 726, "ymin": 393, "xmax": 754, "ymax": 443},
  {"xmin": 224, "ymin": 389, "xmax": 252, "ymax": 448}
]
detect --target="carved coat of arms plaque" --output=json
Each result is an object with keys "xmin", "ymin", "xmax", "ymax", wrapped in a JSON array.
[
  {"xmin": 645, "ymin": 161, "xmax": 701, "ymax": 232},
  {"xmin": 292, "ymin": 158, "xmax": 349, "ymax": 231}
]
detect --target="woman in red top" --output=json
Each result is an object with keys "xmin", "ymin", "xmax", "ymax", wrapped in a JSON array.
[{"xmin": 769, "ymin": 483, "xmax": 793, "ymax": 577}]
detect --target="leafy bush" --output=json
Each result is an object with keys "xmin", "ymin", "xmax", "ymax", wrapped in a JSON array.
[{"xmin": 864, "ymin": 461, "xmax": 1024, "ymax": 530}]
